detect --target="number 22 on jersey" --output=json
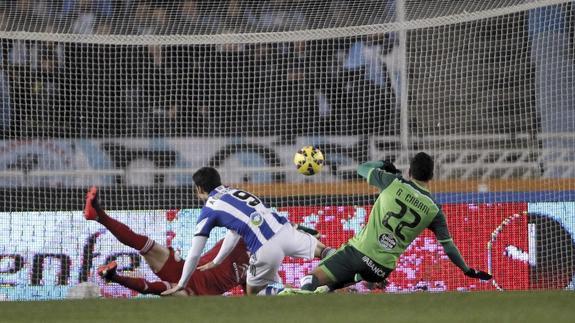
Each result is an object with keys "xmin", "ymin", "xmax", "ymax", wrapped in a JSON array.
[{"xmin": 382, "ymin": 199, "xmax": 421, "ymax": 241}]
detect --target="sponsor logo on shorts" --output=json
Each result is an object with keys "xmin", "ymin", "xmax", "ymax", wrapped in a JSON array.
[
  {"xmin": 378, "ymin": 233, "xmax": 397, "ymax": 250},
  {"xmin": 250, "ymin": 212, "xmax": 263, "ymax": 226},
  {"xmin": 362, "ymin": 256, "xmax": 387, "ymax": 278}
]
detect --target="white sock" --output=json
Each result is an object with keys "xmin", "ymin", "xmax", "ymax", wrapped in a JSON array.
[
  {"xmin": 257, "ymin": 286, "xmax": 283, "ymax": 296},
  {"xmin": 299, "ymin": 275, "xmax": 314, "ymax": 287}
]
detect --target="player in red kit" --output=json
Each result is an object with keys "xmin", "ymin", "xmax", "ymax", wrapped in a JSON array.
[{"xmin": 84, "ymin": 186, "xmax": 250, "ymax": 296}]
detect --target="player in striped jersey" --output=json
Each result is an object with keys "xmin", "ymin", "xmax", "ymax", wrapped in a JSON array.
[
  {"xmin": 162, "ymin": 167, "xmax": 333, "ymax": 296},
  {"xmin": 84, "ymin": 187, "xmax": 250, "ymax": 296}
]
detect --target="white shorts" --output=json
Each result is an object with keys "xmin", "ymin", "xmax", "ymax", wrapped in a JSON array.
[{"xmin": 247, "ymin": 223, "xmax": 318, "ymax": 287}]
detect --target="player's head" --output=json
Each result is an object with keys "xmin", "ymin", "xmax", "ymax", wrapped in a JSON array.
[
  {"xmin": 192, "ymin": 167, "xmax": 222, "ymax": 199},
  {"xmin": 408, "ymin": 152, "xmax": 434, "ymax": 182}
]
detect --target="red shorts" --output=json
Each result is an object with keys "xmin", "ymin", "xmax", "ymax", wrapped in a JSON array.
[{"xmin": 155, "ymin": 239, "xmax": 250, "ymax": 295}]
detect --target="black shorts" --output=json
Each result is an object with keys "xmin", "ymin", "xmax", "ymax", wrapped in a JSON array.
[{"xmin": 319, "ymin": 244, "xmax": 392, "ymax": 286}]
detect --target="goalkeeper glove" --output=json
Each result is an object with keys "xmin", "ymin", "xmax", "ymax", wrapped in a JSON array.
[
  {"xmin": 379, "ymin": 160, "xmax": 401, "ymax": 175},
  {"xmin": 464, "ymin": 268, "xmax": 492, "ymax": 280}
]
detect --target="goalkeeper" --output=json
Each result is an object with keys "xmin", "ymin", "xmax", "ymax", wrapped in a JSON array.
[{"xmin": 284, "ymin": 152, "xmax": 492, "ymax": 294}]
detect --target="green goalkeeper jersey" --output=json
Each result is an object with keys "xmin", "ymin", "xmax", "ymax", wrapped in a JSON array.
[{"xmin": 349, "ymin": 164, "xmax": 452, "ymax": 269}]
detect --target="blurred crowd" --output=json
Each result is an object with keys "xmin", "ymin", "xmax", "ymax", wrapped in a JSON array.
[
  {"xmin": 0, "ymin": 0, "xmax": 399, "ymax": 139},
  {"xmin": 0, "ymin": 0, "xmax": 393, "ymax": 35}
]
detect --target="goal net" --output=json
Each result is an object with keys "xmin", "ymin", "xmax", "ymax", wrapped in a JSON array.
[{"xmin": 0, "ymin": 0, "xmax": 574, "ymax": 300}]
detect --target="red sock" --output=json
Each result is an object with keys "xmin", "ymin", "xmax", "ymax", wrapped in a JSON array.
[
  {"xmin": 110, "ymin": 275, "xmax": 170, "ymax": 295},
  {"xmin": 97, "ymin": 210, "xmax": 150, "ymax": 252}
]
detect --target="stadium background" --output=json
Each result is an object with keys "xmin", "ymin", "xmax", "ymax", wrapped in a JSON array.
[{"xmin": 1, "ymin": 0, "xmax": 575, "ymax": 301}]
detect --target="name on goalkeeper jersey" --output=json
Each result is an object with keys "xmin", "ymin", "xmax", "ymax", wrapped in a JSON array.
[{"xmin": 403, "ymin": 192, "xmax": 430, "ymax": 214}]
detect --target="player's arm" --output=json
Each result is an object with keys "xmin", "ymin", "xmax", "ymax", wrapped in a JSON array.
[
  {"xmin": 428, "ymin": 210, "xmax": 492, "ymax": 280},
  {"xmin": 428, "ymin": 210, "xmax": 469, "ymax": 272},
  {"xmin": 357, "ymin": 160, "xmax": 385, "ymax": 178},
  {"xmin": 198, "ymin": 229, "xmax": 241, "ymax": 271},
  {"xmin": 357, "ymin": 160, "xmax": 400, "ymax": 191},
  {"xmin": 161, "ymin": 235, "xmax": 208, "ymax": 296},
  {"xmin": 162, "ymin": 212, "xmax": 214, "ymax": 295}
]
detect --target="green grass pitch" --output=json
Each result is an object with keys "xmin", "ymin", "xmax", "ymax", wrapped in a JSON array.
[{"xmin": 1, "ymin": 291, "xmax": 573, "ymax": 323}]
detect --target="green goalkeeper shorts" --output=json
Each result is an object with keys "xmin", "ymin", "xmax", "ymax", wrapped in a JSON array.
[{"xmin": 319, "ymin": 244, "xmax": 392, "ymax": 286}]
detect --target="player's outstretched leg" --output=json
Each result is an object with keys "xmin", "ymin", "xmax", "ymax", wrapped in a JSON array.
[
  {"xmin": 98, "ymin": 261, "xmax": 173, "ymax": 296},
  {"xmin": 83, "ymin": 186, "xmax": 101, "ymax": 221},
  {"xmin": 84, "ymin": 186, "xmax": 153, "ymax": 254},
  {"xmin": 294, "ymin": 224, "xmax": 321, "ymax": 238},
  {"xmin": 97, "ymin": 261, "xmax": 118, "ymax": 281},
  {"xmin": 293, "ymin": 224, "xmax": 335, "ymax": 259}
]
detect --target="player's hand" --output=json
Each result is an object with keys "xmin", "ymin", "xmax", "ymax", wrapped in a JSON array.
[
  {"xmin": 198, "ymin": 261, "xmax": 218, "ymax": 271},
  {"xmin": 379, "ymin": 160, "xmax": 401, "ymax": 175},
  {"xmin": 464, "ymin": 268, "xmax": 492, "ymax": 280},
  {"xmin": 161, "ymin": 284, "xmax": 184, "ymax": 296}
]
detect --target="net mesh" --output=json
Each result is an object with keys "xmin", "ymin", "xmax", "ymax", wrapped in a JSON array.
[{"xmin": 1, "ymin": 0, "xmax": 574, "ymax": 300}]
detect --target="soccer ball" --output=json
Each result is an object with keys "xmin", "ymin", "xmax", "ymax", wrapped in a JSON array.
[{"xmin": 293, "ymin": 146, "xmax": 324, "ymax": 176}]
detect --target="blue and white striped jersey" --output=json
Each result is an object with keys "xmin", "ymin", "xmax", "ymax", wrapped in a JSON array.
[{"xmin": 194, "ymin": 185, "xmax": 289, "ymax": 253}]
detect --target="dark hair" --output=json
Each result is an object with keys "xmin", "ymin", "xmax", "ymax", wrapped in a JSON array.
[
  {"xmin": 192, "ymin": 167, "xmax": 222, "ymax": 193},
  {"xmin": 409, "ymin": 152, "xmax": 434, "ymax": 182}
]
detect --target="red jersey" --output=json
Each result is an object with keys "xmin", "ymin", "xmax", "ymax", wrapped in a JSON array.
[{"xmin": 155, "ymin": 239, "xmax": 249, "ymax": 295}]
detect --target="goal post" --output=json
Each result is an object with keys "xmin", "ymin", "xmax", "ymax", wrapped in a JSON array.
[{"xmin": 0, "ymin": 0, "xmax": 574, "ymax": 300}]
